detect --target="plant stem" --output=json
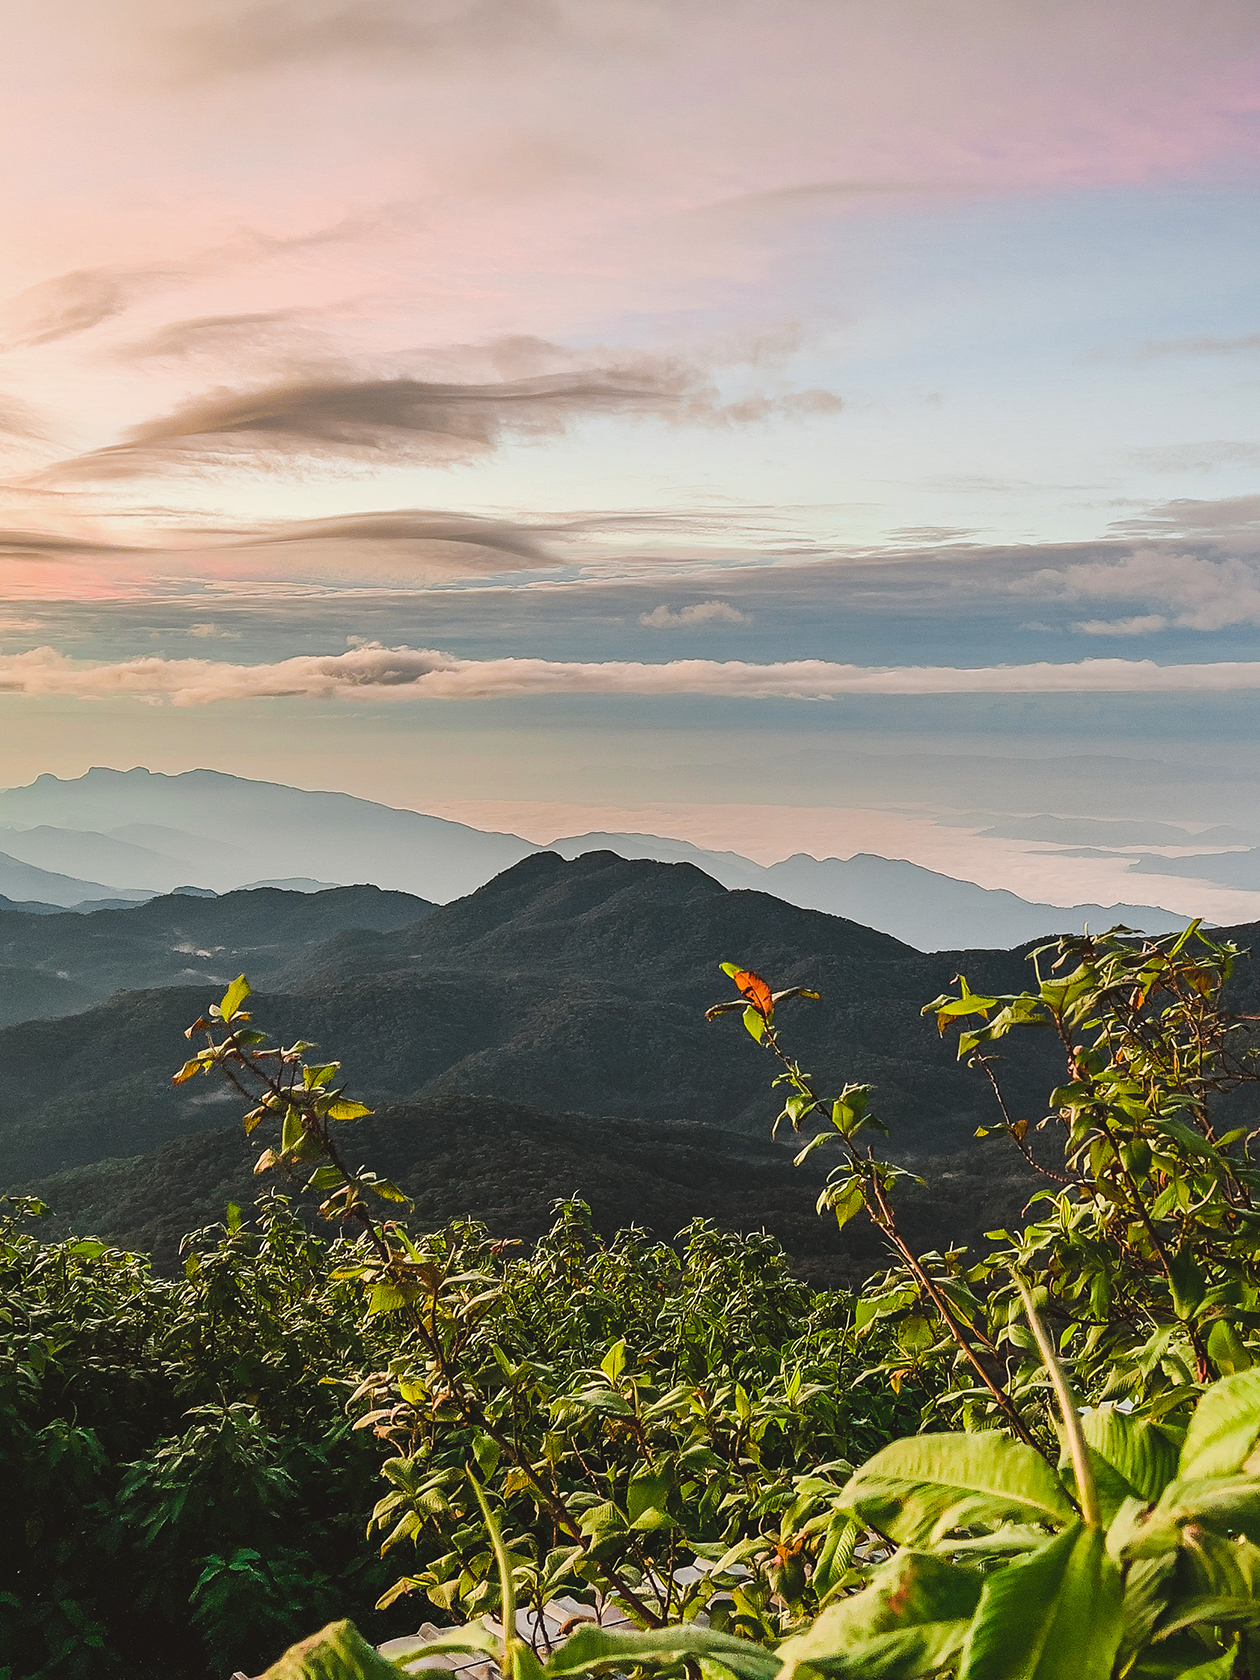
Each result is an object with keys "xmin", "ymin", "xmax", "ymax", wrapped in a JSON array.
[{"xmin": 1014, "ymin": 1274, "xmax": 1099, "ymax": 1527}]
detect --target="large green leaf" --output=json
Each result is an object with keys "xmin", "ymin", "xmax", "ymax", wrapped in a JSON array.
[
  {"xmin": 790, "ymin": 1621, "xmax": 973, "ymax": 1680},
  {"xmin": 840, "ymin": 1433, "xmax": 1077, "ymax": 1544},
  {"xmin": 383, "ymin": 1623, "xmax": 501, "ymax": 1663},
  {"xmin": 1115, "ymin": 1554, "xmax": 1177, "ymax": 1675},
  {"xmin": 1178, "ymin": 1368, "xmax": 1260, "ymax": 1480},
  {"xmin": 542, "ymin": 1623, "xmax": 780, "ymax": 1680},
  {"xmin": 959, "ymin": 1523, "xmax": 1123, "ymax": 1680},
  {"xmin": 1125, "ymin": 1636, "xmax": 1235, "ymax": 1680},
  {"xmin": 775, "ymin": 1549, "xmax": 982, "ymax": 1680},
  {"xmin": 1125, "ymin": 1475, "xmax": 1260, "ymax": 1554},
  {"xmin": 1064, "ymin": 1406, "xmax": 1179, "ymax": 1526},
  {"xmin": 260, "ymin": 1620, "xmax": 403, "ymax": 1680}
]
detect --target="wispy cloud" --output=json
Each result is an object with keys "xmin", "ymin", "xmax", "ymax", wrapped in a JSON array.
[
  {"xmin": 1133, "ymin": 332, "xmax": 1260, "ymax": 360},
  {"xmin": 1129, "ymin": 441, "xmax": 1260, "ymax": 474},
  {"xmin": 33, "ymin": 349, "xmax": 842, "ymax": 483},
  {"xmin": 159, "ymin": 0, "xmax": 596, "ymax": 80},
  {"xmin": 3, "ymin": 266, "xmax": 171, "ymax": 349},
  {"xmin": 6, "ymin": 644, "xmax": 1260, "ymax": 706}
]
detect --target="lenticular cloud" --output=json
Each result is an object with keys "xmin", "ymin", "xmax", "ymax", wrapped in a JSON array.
[{"xmin": 5, "ymin": 644, "xmax": 1260, "ymax": 706}]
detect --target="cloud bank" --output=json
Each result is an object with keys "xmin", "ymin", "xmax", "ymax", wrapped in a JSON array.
[{"xmin": 6, "ymin": 644, "xmax": 1260, "ymax": 706}]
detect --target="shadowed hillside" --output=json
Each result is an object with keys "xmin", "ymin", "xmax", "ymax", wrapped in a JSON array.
[{"xmin": 0, "ymin": 882, "xmax": 434, "ymax": 1025}]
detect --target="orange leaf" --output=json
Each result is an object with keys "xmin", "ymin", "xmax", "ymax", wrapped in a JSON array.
[{"xmin": 732, "ymin": 968, "xmax": 775, "ymax": 1017}]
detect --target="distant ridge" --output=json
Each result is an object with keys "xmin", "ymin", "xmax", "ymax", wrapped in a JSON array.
[
  {"xmin": 548, "ymin": 832, "xmax": 1193, "ymax": 950},
  {"xmin": 0, "ymin": 766, "xmax": 1200, "ymax": 950}
]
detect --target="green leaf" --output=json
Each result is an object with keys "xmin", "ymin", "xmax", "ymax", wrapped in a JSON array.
[
  {"xmin": 473, "ymin": 1434, "xmax": 501, "ymax": 1478},
  {"xmin": 1206, "ymin": 1319, "xmax": 1253, "ymax": 1376},
  {"xmin": 812, "ymin": 1514, "xmax": 860, "ymax": 1606},
  {"xmin": 959, "ymin": 1523, "xmax": 1123, "ymax": 1680},
  {"xmin": 1062, "ymin": 1405, "xmax": 1179, "ymax": 1525},
  {"xmin": 840, "ymin": 1432, "xmax": 1078, "ymax": 1545},
  {"xmin": 385, "ymin": 1624, "xmax": 502, "ymax": 1665},
  {"xmin": 776, "ymin": 1549, "xmax": 981, "ymax": 1680},
  {"xmin": 600, "ymin": 1339, "xmax": 627, "ymax": 1383},
  {"xmin": 821, "ymin": 1177, "xmax": 867, "ymax": 1233},
  {"xmin": 1178, "ymin": 1368, "xmax": 1260, "ymax": 1479},
  {"xmin": 68, "ymin": 1239, "xmax": 107, "ymax": 1260},
  {"xmin": 260, "ymin": 1619, "xmax": 402, "ymax": 1680},
  {"xmin": 328, "ymin": 1100, "xmax": 373, "ymax": 1121},
  {"xmin": 1126, "ymin": 1475, "xmax": 1260, "ymax": 1552},
  {"xmin": 367, "ymin": 1282, "xmax": 415, "ymax": 1317},
  {"xmin": 626, "ymin": 1466, "xmax": 671, "ymax": 1523},
  {"xmin": 1168, "ymin": 1249, "xmax": 1206, "ymax": 1320},
  {"xmin": 543, "ymin": 1623, "xmax": 780, "ymax": 1680},
  {"xmin": 367, "ymin": 1178, "xmax": 411, "ymax": 1204},
  {"xmin": 218, "ymin": 974, "xmax": 251, "ymax": 1022},
  {"xmin": 743, "ymin": 1005, "xmax": 766, "ymax": 1043},
  {"xmin": 571, "ymin": 1387, "xmax": 633, "ymax": 1418}
]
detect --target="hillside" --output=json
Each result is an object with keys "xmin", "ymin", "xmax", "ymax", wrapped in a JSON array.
[
  {"xmin": 7, "ymin": 848, "xmax": 1256, "ymax": 1280},
  {"xmin": 2, "ymin": 851, "xmax": 1070, "ymax": 1185},
  {"xmin": 0, "ymin": 882, "xmax": 434, "ymax": 1025},
  {"xmin": 26, "ymin": 1095, "xmax": 1041, "ymax": 1284}
]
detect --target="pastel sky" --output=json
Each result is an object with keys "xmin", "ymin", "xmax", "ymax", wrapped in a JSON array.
[{"xmin": 3, "ymin": 0, "xmax": 1260, "ymax": 911}]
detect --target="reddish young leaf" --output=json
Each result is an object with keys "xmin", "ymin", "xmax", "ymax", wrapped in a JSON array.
[{"xmin": 732, "ymin": 968, "xmax": 775, "ymax": 1017}]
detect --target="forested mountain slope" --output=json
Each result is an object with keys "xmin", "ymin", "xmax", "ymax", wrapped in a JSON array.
[
  {"xmin": 4, "ymin": 851, "xmax": 1069, "ymax": 1183},
  {"xmin": 0, "ymin": 883, "xmax": 433, "ymax": 1025},
  {"xmin": 7, "ymin": 850, "xmax": 1256, "ymax": 1276}
]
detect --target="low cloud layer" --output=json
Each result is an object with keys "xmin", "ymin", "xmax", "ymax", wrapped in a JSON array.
[{"xmin": 6, "ymin": 644, "xmax": 1260, "ymax": 706}]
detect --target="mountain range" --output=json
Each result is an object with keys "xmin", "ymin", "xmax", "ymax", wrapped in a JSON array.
[
  {"xmin": 11, "ymin": 847, "xmax": 1258, "ymax": 1279},
  {"xmin": 0, "ymin": 766, "xmax": 1205, "ymax": 950}
]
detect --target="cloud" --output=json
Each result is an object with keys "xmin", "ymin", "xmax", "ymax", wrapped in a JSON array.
[
  {"xmin": 4, "ymin": 267, "xmax": 170, "ymax": 349},
  {"xmin": 1013, "ymin": 549, "xmax": 1260, "ymax": 631},
  {"xmin": 1129, "ymin": 441, "xmax": 1260, "ymax": 473},
  {"xmin": 1075, "ymin": 614, "xmax": 1170, "ymax": 636},
  {"xmin": 1134, "ymin": 332, "xmax": 1260, "ymax": 360},
  {"xmin": 639, "ymin": 600, "xmax": 752, "ymax": 627},
  {"xmin": 120, "ymin": 309, "xmax": 322, "ymax": 363},
  {"xmin": 7, "ymin": 644, "xmax": 1260, "ymax": 706},
  {"xmin": 160, "ymin": 0, "xmax": 590, "ymax": 79},
  {"xmin": 35, "ymin": 353, "xmax": 843, "ymax": 483},
  {"xmin": 1114, "ymin": 495, "xmax": 1260, "ymax": 540}
]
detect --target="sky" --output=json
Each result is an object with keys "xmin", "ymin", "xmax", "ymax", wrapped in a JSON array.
[{"xmin": 2, "ymin": 0, "xmax": 1260, "ymax": 912}]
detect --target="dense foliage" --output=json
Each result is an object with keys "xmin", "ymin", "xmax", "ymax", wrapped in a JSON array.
[
  {"xmin": 0, "ymin": 1193, "xmax": 399, "ymax": 1680},
  {"xmin": 728, "ymin": 924, "xmax": 1260, "ymax": 1435},
  {"xmin": 10, "ymin": 916, "xmax": 1260, "ymax": 1680},
  {"xmin": 0, "ymin": 1188, "xmax": 890, "ymax": 1679}
]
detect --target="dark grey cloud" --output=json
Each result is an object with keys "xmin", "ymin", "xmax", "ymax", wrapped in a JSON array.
[
  {"xmin": 0, "ymin": 506, "xmax": 565, "ymax": 573},
  {"xmin": 226, "ymin": 507, "xmax": 559, "ymax": 566}
]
